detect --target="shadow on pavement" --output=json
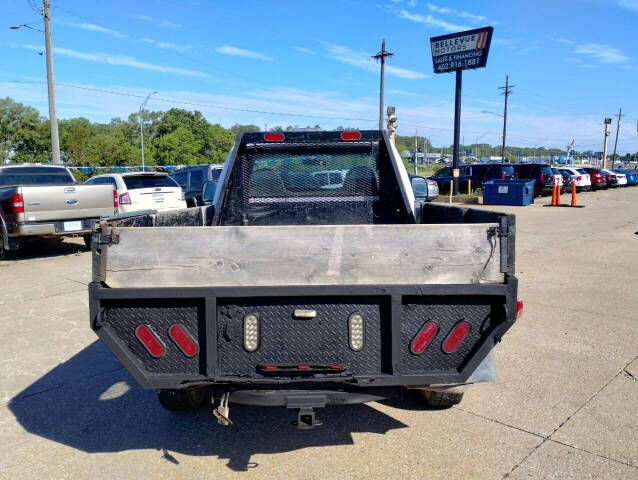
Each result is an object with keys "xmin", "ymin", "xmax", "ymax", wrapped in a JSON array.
[
  {"xmin": 6, "ymin": 238, "xmax": 88, "ymax": 261},
  {"xmin": 9, "ymin": 340, "xmax": 408, "ymax": 472}
]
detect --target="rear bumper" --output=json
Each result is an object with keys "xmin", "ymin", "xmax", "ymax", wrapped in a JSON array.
[
  {"xmin": 9, "ymin": 218, "xmax": 99, "ymax": 237},
  {"xmin": 89, "ymin": 281, "xmax": 518, "ymax": 391}
]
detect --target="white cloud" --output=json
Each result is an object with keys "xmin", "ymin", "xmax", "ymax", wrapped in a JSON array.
[
  {"xmin": 323, "ymin": 43, "xmax": 426, "ymax": 79},
  {"xmin": 135, "ymin": 15, "xmax": 182, "ymax": 28},
  {"xmin": 573, "ymin": 42, "xmax": 629, "ymax": 64},
  {"xmin": 395, "ymin": 9, "xmax": 470, "ymax": 32},
  {"xmin": 216, "ymin": 45, "xmax": 273, "ymax": 61},
  {"xmin": 65, "ymin": 22, "xmax": 126, "ymax": 39},
  {"xmin": 18, "ymin": 44, "xmax": 209, "ymax": 78},
  {"xmin": 425, "ymin": 3, "xmax": 494, "ymax": 25},
  {"xmin": 579, "ymin": 64, "xmax": 597, "ymax": 69},
  {"xmin": 140, "ymin": 38, "xmax": 191, "ymax": 52},
  {"xmin": 294, "ymin": 46, "xmax": 316, "ymax": 55},
  {"xmin": 617, "ymin": 0, "xmax": 638, "ymax": 12}
]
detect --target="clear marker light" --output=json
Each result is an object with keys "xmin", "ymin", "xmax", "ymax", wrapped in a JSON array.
[
  {"xmin": 348, "ymin": 313, "xmax": 365, "ymax": 351},
  {"xmin": 243, "ymin": 314, "xmax": 260, "ymax": 352}
]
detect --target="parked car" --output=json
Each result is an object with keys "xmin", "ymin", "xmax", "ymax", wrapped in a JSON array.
[
  {"xmin": 558, "ymin": 167, "xmax": 591, "ymax": 192},
  {"xmin": 429, "ymin": 163, "xmax": 516, "ymax": 193},
  {"xmin": 202, "ymin": 180, "xmax": 217, "ymax": 206},
  {"xmin": 612, "ymin": 169, "xmax": 638, "ymax": 186},
  {"xmin": 86, "ymin": 172, "xmax": 186, "ymax": 213},
  {"xmin": 512, "ymin": 163, "xmax": 555, "ymax": 195},
  {"xmin": 578, "ymin": 167, "xmax": 608, "ymax": 190},
  {"xmin": 409, "ymin": 174, "xmax": 439, "ymax": 202},
  {"xmin": 600, "ymin": 168, "xmax": 626, "ymax": 187},
  {"xmin": 170, "ymin": 164, "xmax": 224, "ymax": 207},
  {"xmin": 312, "ymin": 169, "xmax": 348, "ymax": 190},
  {"xmin": 0, "ymin": 164, "xmax": 117, "ymax": 258}
]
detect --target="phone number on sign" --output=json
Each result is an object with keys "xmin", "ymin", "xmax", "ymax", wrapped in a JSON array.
[{"xmin": 436, "ymin": 57, "xmax": 482, "ymax": 71}]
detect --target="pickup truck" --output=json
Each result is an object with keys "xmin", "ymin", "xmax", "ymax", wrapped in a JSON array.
[
  {"xmin": 0, "ymin": 164, "xmax": 117, "ymax": 259},
  {"xmin": 89, "ymin": 130, "xmax": 520, "ymax": 429}
]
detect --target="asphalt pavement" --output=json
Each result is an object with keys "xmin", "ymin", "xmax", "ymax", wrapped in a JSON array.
[{"xmin": 1, "ymin": 186, "xmax": 636, "ymax": 479}]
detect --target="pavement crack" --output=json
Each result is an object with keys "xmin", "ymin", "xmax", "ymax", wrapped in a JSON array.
[
  {"xmin": 622, "ymin": 369, "xmax": 638, "ymax": 383},
  {"xmin": 547, "ymin": 439, "xmax": 638, "ymax": 469}
]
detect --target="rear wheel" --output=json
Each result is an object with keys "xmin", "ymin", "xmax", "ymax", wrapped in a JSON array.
[
  {"xmin": 0, "ymin": 229, "xmax": 16, "ymax": 260},
  {"xmin": 157, "ymin": 387, "xmax": 209, "ymax": 411},
  {"xmin": 420, "ymin": 390, "xmax": 464, "ymax": 408}
]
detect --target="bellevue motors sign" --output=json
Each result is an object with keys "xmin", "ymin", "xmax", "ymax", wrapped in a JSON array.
[{"xmin": 430, "ymin": 27, "xmax": 493, "ymax": 73}]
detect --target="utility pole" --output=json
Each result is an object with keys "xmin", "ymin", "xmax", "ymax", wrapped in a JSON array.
[
  {"xmin": 413, "ymin": 130, "xmax": 418, "ymax": 175},
  {"xmin": 498, "ymin": 75, "xmax": 514, "ymax": 162},
  {"xmin": 602, "ymin": 117, "xmax": 612, "ymax": 169},
  {"xmin": 372, "ymin": 39, "xmax": 394, "ymax": 131},
  {"xmin": 138, "ymin": 91, "xmax": 158, "ymax": 172},
  {"xmin": 42, "ymin": 1, "xmax": 60, "ymax": 164},
  {"xmin": 611, "ymin": 108, "xmax": 624, "ymax": 168}
]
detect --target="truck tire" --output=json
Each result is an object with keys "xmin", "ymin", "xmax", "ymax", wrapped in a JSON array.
[
  {"xmin": 420, "ymin": 390, "xmax": 464, "ymax": 408},
  {"xmin": 157, "ymin": 387, "xmax": 208, "ymax": 411},
  {"xmin": 0, "ymin": 229, "xmax": 15, "ymax": 260}
]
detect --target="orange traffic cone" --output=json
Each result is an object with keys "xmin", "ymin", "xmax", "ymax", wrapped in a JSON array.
[
  {"xmin": 551, "ymin": 183, "xmax": 558, "ymax": 206},
  {"xmin": 571, "ymin": 181, "xmax": 577, "ymax": 207}
]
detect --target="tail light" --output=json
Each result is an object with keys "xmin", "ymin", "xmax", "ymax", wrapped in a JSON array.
[
  {"xmin": 135, "ymin": 325, "xmax": 165, "ymax": 358},
  {"xmin": 119, "ymin": 192, "xmax": 132, "ymax": 205},
  {"xmin": 168, "ymin": 325, "xmax": 198, "ymax": 357},
  {"xmin": 10, "ymin": 193, "xmax": 24, "ymax": 214},
  {"xmin": 180, "ymin": 191, "xmax": 185, "ymax": 201},
  {"xmin": 243, "ymin": 314, "xmax": 259, "ymax": 352},
  {"xmin": 516, "ymin": 300, "xmax": 524, "ymax": 319},
  {"xmin": 113, "ymin": 189, "xmax": 118, "ymax": 211},
  {"xmin": 442, "ymin": 321, "xmax": 471, "ymax": 354},
  {"xmin": 348, "ymin": 313, "xmax": 365, "ymax": 351},
  {"xmin": 577, "ymin": 176, "xmax": 582, "ymax": 181},
  {"xmin": 410, "ymin": 322, "xmax": 438, "ymax": 354},
  {"xmin": 264, "ymin": 132, "xmax": 284, "ymax": 142},
  {"xmin": 540, "ymin": 173, "xmax": 544, "ymax": 182},
  {"xmin": 340, "ymin": 131, "xmax": 361, "ymax": 141}
]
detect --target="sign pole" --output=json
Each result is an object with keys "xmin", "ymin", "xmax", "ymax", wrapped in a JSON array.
[{"xmin": 452, "ymin": 69, "xmax": 462, "ymax": 195}]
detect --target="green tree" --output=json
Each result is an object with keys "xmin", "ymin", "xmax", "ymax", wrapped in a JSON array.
[
  {"xmin": 154, "ymin": 126, "xmax": 202, "ymax": 165},
  {"xmin": 0, "ymin": 97, "xmax": 49, "ymax": 163}
]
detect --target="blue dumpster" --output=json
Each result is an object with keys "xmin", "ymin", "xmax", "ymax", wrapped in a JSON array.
[{"xmin": 483, "ymin": 180, "xmax": 535, "ymax": 206}]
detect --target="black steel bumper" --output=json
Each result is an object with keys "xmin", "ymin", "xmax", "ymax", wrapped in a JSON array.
[{"xmin": 89, "ymin": 280, "xmax": 518, "ymax": 391}]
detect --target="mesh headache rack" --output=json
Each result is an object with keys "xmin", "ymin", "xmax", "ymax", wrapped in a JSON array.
[{"xmin": 215, "ymin": 130, "xmax": 412, "ymax": 226}]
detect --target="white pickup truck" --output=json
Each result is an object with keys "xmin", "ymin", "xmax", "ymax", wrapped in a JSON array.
[{"xmin": 0, "ymin": 164, "xmax": 117, "ymax": 259}]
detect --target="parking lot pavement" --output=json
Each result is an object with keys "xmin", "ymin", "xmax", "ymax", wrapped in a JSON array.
[{"xmin": 1, "ymin": 188, "xmax": 637, "ymax": 479}]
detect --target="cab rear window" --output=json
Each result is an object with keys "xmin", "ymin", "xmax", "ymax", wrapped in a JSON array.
[
  {"xmin": 0, "ymin": 167, "xmax": 74, "ymax": 186},
  {"xmin": 123, "ymin": 175, "xmax": 179, "ymax": 190}
]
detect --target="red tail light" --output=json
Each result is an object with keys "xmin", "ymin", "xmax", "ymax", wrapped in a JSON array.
[
  {"xmin": 113, "ymin": 189, "xmax": 118, "ymax": 211},
  {"xmin": 264, "ymin": 132, "xmax": 284, "ymax": 142},
  {"xmin": 119, "ymin": 192, "xmax": 132, "ymax": 205},
  {"xmin": 135, "ymin": 325, "xmax": 165, "ymax": 357},
  {"xmin": 10, "ymin": 193, "xmax": 24, "ymax": 214},
  {"xmin": 540, "ymin": 173, "xmax": 544, "ymax": 182},
  {"xmin": 168, "ymin": 325, "xmax": 198, "ymax": 357},
  {"xmin": 442, "ymin": 321, "xmax": 471, "ymax": 354},
  {"xmin": 297, "ymin": 365, "xmax": 311, "ymax": 370},
  {"xmin": 501, "ymin": 173, "xmax": 506, "ymax": 180},
  {"xmin": 577, "ymin": 176, "xmax": 582, "ymax": 181},
  {"xmin": 340, "ymin": 131, "xmax": 361, "ymax": 141},
  {"xmin": 263, "ymin": 366, "xmax": 279, "ymax": 371},
  {"xmin": 410, "ymin": 322, "xmax": 439, "ymax": 354},
  {"xmin": 516, "ymin": 300, "xmax": 524, "ymax": 319}
]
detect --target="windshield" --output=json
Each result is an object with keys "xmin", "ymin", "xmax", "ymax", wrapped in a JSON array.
[
  {"xmin": 502, "ymin": 165, "xmax": 515, "ymax": 175},
  {"xmin": 0, "ymin": 167, "xmax": 75, "ymax": 186},
  {"xmin": 541, "ymin": 165, "xmax": 553, "ymax": 176},
  {"xmin": 123, "ymin": 175, "xmax": 179, "ymax": 190}
]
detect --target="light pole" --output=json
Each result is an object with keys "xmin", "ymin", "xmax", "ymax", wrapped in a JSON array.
[
  {"xmin": 139, "ymin": 91, "xmax": 158, "ymax": 171},
  {"xmin": 11, "ymin": 1, "xmax": 60, "ymax": 164}
]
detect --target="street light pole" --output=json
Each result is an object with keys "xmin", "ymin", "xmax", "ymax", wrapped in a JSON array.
[{"xmin": 139, "ymin": 92, "xmax": 158, "ymax": 172}]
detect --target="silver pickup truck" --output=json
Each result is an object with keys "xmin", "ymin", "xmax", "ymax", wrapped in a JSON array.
[{"xmin": 0, "ymin": 164, "xmax": 117, "ymax": 259}]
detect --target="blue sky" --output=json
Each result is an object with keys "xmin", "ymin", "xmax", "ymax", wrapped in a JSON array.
[{"xmin": 1, "ymin": 0, "xmax": 637, "ymax": 153}]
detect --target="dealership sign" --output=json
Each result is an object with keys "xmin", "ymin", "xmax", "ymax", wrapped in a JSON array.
[{"xmin": 430, "ymin": 27, "xmax": 493, "ymax": 74}]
